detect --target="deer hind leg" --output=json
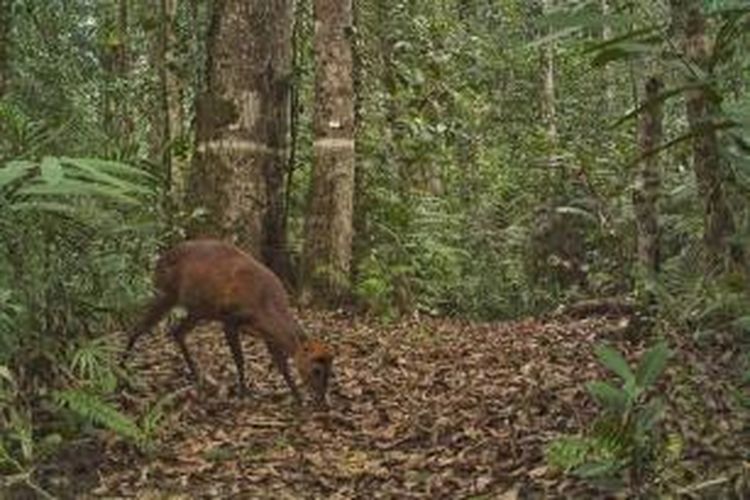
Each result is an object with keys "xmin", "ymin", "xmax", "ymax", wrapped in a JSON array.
[
  {"xmin": 168, "ymin": 314, "xmax": 201, "ymax": 383},
  {"xmin": 265, "ymin": 341, "xmax": 302, "ymax": 405},
  {"xmin": 121, "ymin": 293, "xmax": 175, "ymax": 364},
  {"xmin": 223, "ymin": 320, "xmax": 248, "ymax": 397}
]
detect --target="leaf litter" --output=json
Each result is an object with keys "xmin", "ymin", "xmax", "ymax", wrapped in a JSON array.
[{"xmin": 41, "ymin": 311, "xmax": 748, "ymax": 498}]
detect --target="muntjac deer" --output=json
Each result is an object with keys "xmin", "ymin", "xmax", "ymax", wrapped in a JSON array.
[{"xmin": 121, "ymin": 239, "xmax": 333, "ymax": 406}]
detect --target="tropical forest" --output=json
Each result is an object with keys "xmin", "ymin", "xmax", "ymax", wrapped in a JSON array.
[{"xmin": 0, "ymin": 0, "xmax": 748, "ymax": 498}]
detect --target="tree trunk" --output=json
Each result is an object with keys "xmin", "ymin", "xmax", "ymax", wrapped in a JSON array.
[
  {"xmin": 260, "ymin": 0, "xmax": 295, "ymax": 283},
  {"xmin": 148, "ymin": 0, "xmax": 170, "ymax": 171},
  {"xmin": 0, "ymin": 0, "xmax": 10, "ymax": 97},
  {"xmin": 102, "ymin": 0, "xmax": 132, "ymax": 141},
  {"xmin": 633, "ymin": 76, "xmax": 663, "ymax": 278},
  {"xmin": 540, "ymin": 0, "xmax": 559, "ymax": 174},
  {"xmin": 601, "ymin": 0, "xmax": 614, "ymax": 111},
  {"xmin": 187, "ymin": 0, "xmax": 294, "ymax": 275},
  {"xmin": 303, "ymin": 0, "xmax": 356, "ymax": 305},
  {"xmin": 114, "ymin": 0, "xmax": 132, "ymax": 139},
  {"xmin": 671, "ymin": 0, "xmax": 743, "ymax": 271}
]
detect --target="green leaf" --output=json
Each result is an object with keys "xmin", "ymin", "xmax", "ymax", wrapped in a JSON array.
[
  {"xmin": 594, "ymin": 344, "xmax": 635, "ymax": 386},
  {"xmin": 591, "ymin": 41, "xmax": 660, "ymax": 67},
  {"xmin": 0, "ymin": 161, "xmax": 36, "ymax": 189},
  {"xmin": 40, "ymin": 156, "xmax": 64, "ymax": 185},
  {"xmin": 16, "ymin": 178, "xmax": 140, "ymax": 205},
  {"xmin": 586, "ymin": 381, "xmax": 629, "ymax": 413},
  {"xmin": 635, "ymin": 342, "xmax": 670, "ymax": 389},
  {"xmin": 545, "ymin": 435, "xmax": 591, "ymax": 471},
  {"xmin": 61, "ymin": 157, "xmax": 153, "ymax": 194},
  {"xmin": 54, "ymin": 389, "xmax": 143, "ymax": 443},
  {"xmin": 573, "ymin": 459, "xmax": 618, "ymax": 478},
  {"xmin": 635, "ymin": 398, "xmax": 664, "ymax": 433},
  {"xmin": 61, "ymin": 157, "xmax": 155, "ymax": 182},
  {"xmin": 584, "ymin": 25, "xmax": 661, "ymax": 55}
]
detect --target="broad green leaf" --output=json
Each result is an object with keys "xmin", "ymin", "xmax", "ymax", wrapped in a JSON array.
[
  {"xmin": 61, "ymin": 157, "xmax": 152, "ymax": 194},
  {"xmin": 594, "ymin": 344, "xmax": 635, "ymax": 386},
  {"xmin": 591, "ymin": 41, "xmax": 660, "ymax": 67},
  {"xmin": 584, "ymin": 25, "xmax": 661, "ymax": 55},
  {"xmin": 586, "ymin": 381, "xmax": 629, "ymax": 413},
  {"xmin": 61, "ymin": 157, "xmax": 156, "ymax": 181},
  {"xmin": 635, "ymin": 342, "xmax": 670, "ymax": 389},
  {"xmin": 0, "ymin": 161, "xmax": 36, "ymax": 189},
  {"xmin": 16, "ymin": 178, "xmax": 140, "ymax": 205},
  {"xmin": 40, "ymin": 156, "xmax": 64, "ymax": 185}
]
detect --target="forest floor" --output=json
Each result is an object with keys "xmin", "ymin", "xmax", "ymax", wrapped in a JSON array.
[{"xmin": 37, "ymin": 310, "xmax": 748, "ymax": 499}]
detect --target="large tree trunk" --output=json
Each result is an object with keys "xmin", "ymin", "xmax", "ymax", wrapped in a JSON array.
[
  {"xmin": 0, "ymin": 0, "xmax": 10, "ymax": 98},
  {"xmin": 260, "ymin": 1, "xmax": 295, "ymax": 283},
  {"xmin": 633, "ymin": 76, "xmax": 663, "ymax": 279},
  {"xmin": 187, "ymin": 0, "xmax": 294, "ymax": 276},
  {"xmin": 303, "ymin": 0, "xmax": 356, "ymax": 305},
  {"xmin": 671, "ymin": 0, "xmax": 743, "ymax": 271}
]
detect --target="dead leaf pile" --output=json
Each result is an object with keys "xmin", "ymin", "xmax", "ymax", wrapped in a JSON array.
[{"xmin": 49, "ymin": 312, "xmax": 747, "ymax": 498}]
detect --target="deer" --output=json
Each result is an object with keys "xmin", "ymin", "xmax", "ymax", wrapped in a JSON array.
[{"xmin": 121, "ymin": 239, "xmax": 333, "ymax": 407}]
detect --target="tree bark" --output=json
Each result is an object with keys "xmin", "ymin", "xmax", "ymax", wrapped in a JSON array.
[
  {"xmin": 260, "ymin": 0, "xmax": 295, "ymax": 282},
  {"xmin": 540, "ymin": 0, "xmax": 559, "ymax": 173},
  {"xmin": 601, "ymin": 0, "xmax": 614, "ymax": 111},
  {"xmin": 634, "ymin": 76, "xmax": 663, "ymax": 278},
  {"xmin": 0, "ymin": 0, "xmax": 10, "ymax": 98},
  {"xmin": 148, "ymin": 0, "xmax": 170, "ymax": 171},
  {"xmin": 102, "ymin": 0, "xmax": 132, "ymax": 141},
  {"xmin": 671, "ymin": 0, "xmax": 743, "ymax": 271},
  {"xmin": 115, "ymin": 0, "xmax": 132, "ymax": 138},
  {"xmin": 303, "ymin": 0, "xmax": 356, "ymax": 304},
  {"xmin": 187, "ymin": 0, "xmax": 294, "ymax": 277}
]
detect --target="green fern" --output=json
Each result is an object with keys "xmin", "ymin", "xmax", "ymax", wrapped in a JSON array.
[
  {"xmin": 69, "ymin": 337, "xmax": 118, "ymax": 394},
  {"xmin": 54, "ymin": 389, "xmax": 143, "ymax": 444}
]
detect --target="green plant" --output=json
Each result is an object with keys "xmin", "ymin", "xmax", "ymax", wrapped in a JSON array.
[
  {"xmin": 53, "ymin": 338, "xmax": 171, "ymax": 455},
  {"xmin": 546, "ymin": 341, "xmax": 671, "ymax": 493}
]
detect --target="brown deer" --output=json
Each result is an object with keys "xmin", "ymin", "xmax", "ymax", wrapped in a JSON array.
[{"xmin": 121, "ymin": 239, "xmax": 333, "ymax": 406}]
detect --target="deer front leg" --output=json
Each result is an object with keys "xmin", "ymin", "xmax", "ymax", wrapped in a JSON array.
[{"xmin": 266, "ymin": 342, "xmax": 302, "ymax": 405}]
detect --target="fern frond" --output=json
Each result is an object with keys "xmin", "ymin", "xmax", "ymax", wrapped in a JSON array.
[{"xmin": 54, "ymin": 389, "xmax": 143, "ymax": 443}]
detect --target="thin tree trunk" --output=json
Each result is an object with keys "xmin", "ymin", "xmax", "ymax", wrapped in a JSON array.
[
  {"xmin": 187, "ymin": 0, "xmax": 293, "ymax": 274},
  {"xmin": 0, "ymin": 0, "xmax": 10, "ymax": 98},
  {"xmin": 148, "ymin": 0, "xmax": 170, "ymax": 172},
  {"xmin": 634, "ymin": 76, "xmax": 663, "ymax": 279},
  {"xmin": 671, "ymin": 0, "xmax": 743, "ymax": 271},
  {"xmin": 303, "ymin": 0, "xmax": 356, "ymax": 305},
  {"xmin": 115, "ymin": 0, "xmax": 132, "ymax": 139},
  {"xmin": 601, "ymin": 0, "xmax": 614, "ymax": 111},
  {"xmin": 102, "ymin": 0, "xmax": 131, "ymax": 141},
  {"xmin": 164, "ymin": 0, "xmax": 183, "ymax": 195},
  {"xmin": 540, "ymin": 0, "xmax": 559, "ymax": 175}
]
